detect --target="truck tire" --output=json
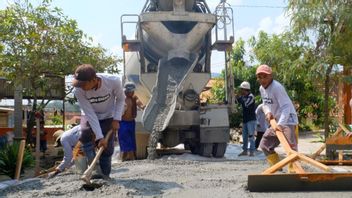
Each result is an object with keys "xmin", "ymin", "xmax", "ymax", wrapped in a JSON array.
[
  {"xmin": 189, "ymin": 143, "xmax": 200, "ymax": 155},
  {"xmin": 212, "ymin": 143, "xmax": 227, "ymax": 158},
  {"xmin": 199, "ymin": 143, "xmax": 213, "ymax": 157}
]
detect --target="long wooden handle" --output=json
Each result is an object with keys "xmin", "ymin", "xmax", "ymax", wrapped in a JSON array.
[
  {"xmin": 81, "ymin": 129, "xmax": 113, "ymax": 183},
  {"xmin": 15, "ymin": 140, "xmax": 26, "ymax": 180}
]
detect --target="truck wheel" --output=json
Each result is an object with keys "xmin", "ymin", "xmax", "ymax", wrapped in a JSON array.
[
  {"xmin": 199, "ymin": 143, "xmax": 213, "ymax": 157},
  {"xmin": 212, "ymin": 143, "xmax": 227, "ymax": 158},
  {"xmin": 189, "ymin": 144, "xmax": 200, "ymax": 155},
  {"xmin": 184, "ymin": 143, "xmax": 190, "ymax": 151}
]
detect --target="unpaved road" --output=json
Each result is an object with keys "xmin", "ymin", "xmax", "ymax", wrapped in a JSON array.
[{"xmin": 1, "ymin": 133, "xmax": 352, "ymax": 198}]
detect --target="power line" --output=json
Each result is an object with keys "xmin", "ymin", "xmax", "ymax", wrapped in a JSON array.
[{"xmin": 231, "ymin": 5, "xmax": 287, "ymax": 9}]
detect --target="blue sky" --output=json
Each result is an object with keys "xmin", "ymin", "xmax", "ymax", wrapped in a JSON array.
[{"xmin": 0, "ymin": 0, "xmax": 288, "ymax": 73}]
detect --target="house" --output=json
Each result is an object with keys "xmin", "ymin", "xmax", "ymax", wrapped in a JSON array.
[{"xmin": 0, "ymin": 107, "xmax": 14, "ymax": 128}]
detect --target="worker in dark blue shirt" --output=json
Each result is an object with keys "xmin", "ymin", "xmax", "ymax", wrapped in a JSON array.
[{"xmin": 236, "ymin": 81, "xmax": 257, "ymax": 157}]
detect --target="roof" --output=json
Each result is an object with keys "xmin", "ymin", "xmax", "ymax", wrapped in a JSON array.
[{"xmin": 0, "ymin": 107, "xmax": 14, "ymax": 112}]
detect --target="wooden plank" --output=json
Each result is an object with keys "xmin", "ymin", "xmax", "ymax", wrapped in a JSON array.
[
  {"xmin": 262, "ymin": 153, "xmax": 298, "ymax": 174},
  {"xmin": 318, "ymin": 160, "xmax": 352, "ymax": 165},
  {"xmin": 275, "ymin": 130, "xmax": 294, "ymax": 154},
  {"xmin": 311, "ymin": 144, "xmax": 326, "ymax": 159},
  {"xmin": 298, "ymin": 153, "xmax": 331, "ymax": 172},
  {"xmin": 326, "ymin": 136, "xmax": 352, "ymax": 145},
  {"xmin": 311, "ymin": 127, "xmax": 342, "ymax": 159},
  {"xmin": 338, "ymin": 150, "xmax": 344, "ymax": 165},
  {"xmin": 339, "ymin": 123, "xmax": 351, "ymax": 134},
  {"xmin": 248, "ymin": 173, "xmax": 352, "ymax": 192},
  {"xmin": 292, "ymin": 162, "xmax": 305, "ymax": 174},
  {"xmin": 14, "ymin": 140, "xmax": 26, "ymax": 180}
]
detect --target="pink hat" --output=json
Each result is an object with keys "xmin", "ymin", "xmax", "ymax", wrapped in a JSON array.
[{"xmin": 256, "ymin": 64, "xmax": 272, "ymax": 75}]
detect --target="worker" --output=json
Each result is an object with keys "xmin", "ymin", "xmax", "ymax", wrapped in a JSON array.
[
  {"xmin": 255, "ymin": 104, "xmax": 268, "ymax": 150},
  {"xmin": 236, "ymin": 81, "xmax": 257, "ymax": 157},
  {"xmin": 72, "ymin": 64, "xmax": 125, "ymax": 179},
  {"xmin": 48, "ymin": 125, "xmax": 85, "ymax": 178},
  {"xmin": 118, "ymin": 82, "xmax": 145, "ymax": 161},
  {"xmin": 39, "ymin": 121, "xmax": 48, "ymax": 158},
  {"xmin": 256, "ymin": 64, "xmax": 298, "ymax": 172}
]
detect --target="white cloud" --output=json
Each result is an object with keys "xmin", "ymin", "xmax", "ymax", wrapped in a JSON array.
[
  {"xmin": 90, "ymin": 33, "xmax": 103, "ymax": 46},
  {"xmin": 272, "ymin": 13, "xmax": 290, "ymax": 34},
  {"xmin": 257, "ymin": 17, "xmax": 273, "ymax": 33},
  {"xmin": 109, "ymin": 45, "xmax": 123, "ymax": 57},
  {"xmin": 235, "ymin": 27, "xmax": 255, "ymax": 41},
  {"xmin": 235, "ymin": 13, "xmax": 291, "ymax": 42}
]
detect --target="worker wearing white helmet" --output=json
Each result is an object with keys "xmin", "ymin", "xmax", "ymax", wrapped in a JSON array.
[{"xmin": 236, "ymin": 81, "xmax": 257, "ymax": 157}]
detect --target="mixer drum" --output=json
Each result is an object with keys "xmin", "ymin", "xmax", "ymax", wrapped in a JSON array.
[{"xmin": 157, "ymin": 0, "xmax": 195, "ymax": 11}]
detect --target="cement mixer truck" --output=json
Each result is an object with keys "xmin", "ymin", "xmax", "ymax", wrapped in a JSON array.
[{"xmin": 121, "ymin": 0, "xmax": 234, "ymax": 158}]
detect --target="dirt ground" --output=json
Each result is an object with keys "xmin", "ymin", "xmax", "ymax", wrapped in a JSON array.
[{"xmin": 2, "ymin": 132, "xmax": 352, "ymax": 198}]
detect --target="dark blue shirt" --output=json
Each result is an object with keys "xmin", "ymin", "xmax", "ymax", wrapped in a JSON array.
[{"xmin": 237, "ymin": 93, "xmax": 256, "ymax": 123}]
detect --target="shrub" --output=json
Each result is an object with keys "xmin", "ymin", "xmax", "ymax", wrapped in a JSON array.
[{"xmin": 0, "ymin": 142, "xmax": 34, "ymax": 179}]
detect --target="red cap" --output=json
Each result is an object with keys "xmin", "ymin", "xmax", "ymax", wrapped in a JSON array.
[{"xmin": 256, "ymin": 64, "xmax": 272, "ymax": 75}]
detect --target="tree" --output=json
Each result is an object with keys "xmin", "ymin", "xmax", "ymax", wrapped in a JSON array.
[
  {"xmin": 0, "ymin": 0, "xmax": 120, "ymax": 143},
  {"xmin": 287, "ymin": 0, "xmax": 352, "ymax": 137},
  {"xmin": 231, "ymin": 38, "xmax": 259, "ymax": 99}
]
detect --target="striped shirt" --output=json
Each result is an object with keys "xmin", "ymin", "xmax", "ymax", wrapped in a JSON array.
[{"xmin": 237, "ymin": 93, "xmax": 256, "ymax": 123}]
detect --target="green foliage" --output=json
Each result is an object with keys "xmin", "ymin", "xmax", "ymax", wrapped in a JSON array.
[
  {"xmin": 287, "ymin": 0, "xmax": 352, "ymax": 136},
  {"xmin": 232, "ymin": 38, "xmax": 260, "ymax": 97},
  {"xmin": 51, "ymin": 115, "xmax": 63, "ymax": 125},
  {"xmin": 0, "ymin": 0, "xmax": 120, "ymax": 86},
  {"xmin": 249, "ymin": 31, "xmax": 332, "ymax": 129},
  {"xmin": 0, "ymin": 0, "xmax": 121, "ymax": 143},
  {"xmin": 288, "ymin": 0, "xmax": 352, "ymax": 66},
  {"xmin": 209, "ymin": 78, "xmax": 225, "ymax": 104},
  {"xmin": 229, "ymin": 105, "xmax": 242, "ymax": 128},
  {"xmin": 0, "ymin": 142, "xmax": 34, "ymax": 179}
]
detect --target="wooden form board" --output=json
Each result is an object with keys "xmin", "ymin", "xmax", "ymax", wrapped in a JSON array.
[{"xmin": 248, "ymin": 173, "xmax": 352, "ymax": 192}]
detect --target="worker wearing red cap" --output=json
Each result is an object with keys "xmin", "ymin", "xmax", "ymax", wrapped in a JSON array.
[{"xmin": 256, "ymin": 64, "xmax": 298, "ymax": 173}]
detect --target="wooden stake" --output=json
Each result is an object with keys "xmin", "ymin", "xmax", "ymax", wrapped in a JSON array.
[
  {"xmin": 15, "ymin": 139, "xmax": 26, "ymax": 180},
  {"xmin": 338, "ymin": 123, "xmax": 351, "ymax": 134},
  {"xmin": 292, "ymin": 162, "xmax": 305, "ymax": 173},
  {"xmin": 338, "ymin": 150, "xmax": 343, "ymax": 165},
  {"xmin": 311, "ymin": 127, "xmax": 342, "ymax": 159}
]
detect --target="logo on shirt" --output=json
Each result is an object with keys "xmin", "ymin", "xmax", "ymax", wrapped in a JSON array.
[
  {"xmin": 263, "ymin": 97, "xmax": 273, "ymax": 104},
  {"xmin": 88, "ymin": 94, "xmax": 111, "ymax": 104}
]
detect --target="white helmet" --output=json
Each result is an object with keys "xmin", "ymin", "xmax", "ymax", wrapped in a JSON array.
[{"xmin": 239, "ymin": 81, "xmax": 250, "ymax": 90}]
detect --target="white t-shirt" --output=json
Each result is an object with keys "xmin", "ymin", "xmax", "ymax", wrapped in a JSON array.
[
  {"xmin": 259, "ymin": 80, "xmax": 298, "ymax": 126},
  {"xmin": 74, "ymin": 74, "xmax": 125, "ymax": 140}
]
